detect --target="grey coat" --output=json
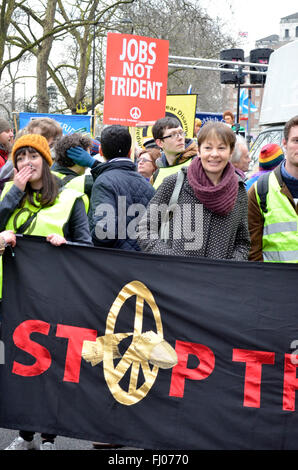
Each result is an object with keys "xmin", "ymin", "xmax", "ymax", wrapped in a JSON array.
[{"xmin": 137, "ymin": 168, "xmax": 250, "ymax": 260}]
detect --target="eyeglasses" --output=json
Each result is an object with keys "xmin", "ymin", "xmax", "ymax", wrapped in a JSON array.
[
  {"xmin": 160, "ymin": 130, "xmax": 186, "ymax": 141},
  {"xmin": 137, "ymin": 157, "xmax": 153, "ymax": 164}
]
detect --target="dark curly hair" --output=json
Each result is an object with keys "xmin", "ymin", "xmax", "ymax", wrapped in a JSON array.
[{"xmin": 54, "ymin": 133, "xmax": 92, "ymax": 167}]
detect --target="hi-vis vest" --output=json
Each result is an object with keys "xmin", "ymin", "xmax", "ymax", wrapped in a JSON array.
[
  {"xmin": 53, "ymin": 171, "xmax": 89, "ymax": 213},
  {"xmin": 153, "ymin": 159, "xmax": 192, "ymax": 189},
  {"xmin": 255, "ymin": 171, "xmax": 298, "ymax": 263},
  {"xmin": 0, "ymin": 182, "xmax": 84, "ymax": 298},
  {"xmin": 1, "ymin": 181, "xmax": 84, "ymax": 236}
]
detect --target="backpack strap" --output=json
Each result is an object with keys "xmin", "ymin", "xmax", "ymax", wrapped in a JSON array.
[
  {"xmin": 256, "ymin": 172, "xmax": 270, "ymax": 213},
  {"xmin": 159, "ymin": 170, "xmax": 185, "ymax": 242},
  {"xmin": 61, "ymin": 174, "xmax": 75, "ymax": 186},
  {"xmin": 14, "ymin": 207, "xmax": 43, "ymax": 234},
  {"xmin": 168, "ymin": 170, "xmax": 185, "ymax": 206}
]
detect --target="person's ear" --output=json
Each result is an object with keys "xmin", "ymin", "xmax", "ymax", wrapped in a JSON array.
[{"xmin": 155, "ymin": 138, "xmax": 163, "ymax": 149}]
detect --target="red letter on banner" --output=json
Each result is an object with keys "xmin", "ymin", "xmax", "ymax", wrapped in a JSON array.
[
  {"xmin": 56, "ymin": 325, "xmax": 97, "ymax": 383},
  {"xmin": 12, "ymin": 320, "xmax": 51, "ymax": 377},
  {"xmin": 169, "ymin": 340, "xmax": 215, "ymax": 398},
  {"xmin": 232, "ymin": 349, "xmax": 275, "ymax": 408},
  {"xmin": 283, "ymin": 354, "xmax": 298, "ymax": 411}
]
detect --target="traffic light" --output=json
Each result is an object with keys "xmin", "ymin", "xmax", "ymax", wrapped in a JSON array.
[
  {"xmin": 220, "ymin": 49, "xmax": 245, "ymax": 85},
  {"xmin": 249, "ymin": 48, "xmax": 273, "ymax": 85}
]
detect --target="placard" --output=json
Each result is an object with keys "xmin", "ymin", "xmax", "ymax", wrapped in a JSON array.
[{"xmin": 103, "ymin": 34, "xmax": 169, "ymax": 127}]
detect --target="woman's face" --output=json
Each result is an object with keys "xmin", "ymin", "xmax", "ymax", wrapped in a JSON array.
[
  {"xmin": 224, "ymin": 115, "xmax": 233, "ymax": 125},
  {"xmin": 137, "ymin": 153, "xmax": 155, "ymax": 178},
  {"xmin": 16, "ymin": 149, "xmax": 43, "ymax": 187},
  {"xmin": 199, "ymin": 135, "xmax": 232, "ymax": 181}
]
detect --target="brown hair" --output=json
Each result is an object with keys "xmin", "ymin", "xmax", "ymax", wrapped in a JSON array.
[
  {"xmin": 138, "ymin": 148, "xmax": 161, "ymax": 171},
  {"xmin": 152, "ymin": 117, "xmax": 181, "ymax": 140},
  {"xmin": 197, "ymin": 122, "xmax": 236, "ymax": 152},
  {"xmin": 284, "ymin": 115, "xmax": 298, "ymax": 142},
  {"xmin": 223, "ymin": 110, "xmax": 234, "ymax": 121},
  {"xmin": 26, "ymin": 117, "xmax": 62, "ymax": 141}
]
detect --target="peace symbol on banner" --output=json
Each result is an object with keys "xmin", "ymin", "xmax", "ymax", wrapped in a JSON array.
[{"xmin": 82, "ymin": 281, "xmax": 177, "ymax": 405}]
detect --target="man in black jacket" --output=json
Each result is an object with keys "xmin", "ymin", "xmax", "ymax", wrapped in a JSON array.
[{"xmin": 87, "ymin": 125, "xmax": 155, "ymax": 250}]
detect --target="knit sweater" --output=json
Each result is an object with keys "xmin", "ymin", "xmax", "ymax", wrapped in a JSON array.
[{"xmin": 137, "ymin": 167, "xmax": 250, "ymax": 260}]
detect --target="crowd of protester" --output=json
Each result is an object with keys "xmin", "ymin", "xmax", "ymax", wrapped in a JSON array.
[{"xmin": 0, "ymin": 111, "xmax": 297, "ymax": 449}]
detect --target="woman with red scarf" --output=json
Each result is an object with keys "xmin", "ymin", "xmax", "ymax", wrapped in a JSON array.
[{"xmin": 137, "ymin": 121, "xmax": 250, "ymax": 260}]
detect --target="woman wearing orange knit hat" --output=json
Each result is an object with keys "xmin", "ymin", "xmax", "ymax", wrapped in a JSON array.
[
  {"xmin": 0, "ymin": 134, "xmax": 92, "ymax": 450},
  {"xmin": 0, "ymin": 133, "xmax": 91, "ymax": 246}
]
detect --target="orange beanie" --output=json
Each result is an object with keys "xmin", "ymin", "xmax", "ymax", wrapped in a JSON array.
[{"xmin": 11, "ymin": 134, "xmax": 53, "ymax": 167}]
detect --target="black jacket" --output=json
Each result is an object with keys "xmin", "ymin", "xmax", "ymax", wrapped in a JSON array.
[{"xmin": 89, "ymin": 158, "xmax": 155, "ymax": 250}]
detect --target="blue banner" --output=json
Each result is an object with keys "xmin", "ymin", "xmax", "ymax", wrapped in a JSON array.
[
  {"xmin": 19, "ymin": 112, "xmax": 91, "ymax": 135},
  {"xmin": 196, "ymin": 112, "xmax": 224, "ymax": 126}
]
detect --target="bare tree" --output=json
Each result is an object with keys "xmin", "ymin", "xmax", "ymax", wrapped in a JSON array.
[
  {"xmin": 47, "ymin": 0, "xmax": 137, "ymax": 114},
  {"xmin": 0, "ymin": 0, "xmax": 16, "ymax": 79},
  {"xmin": 1, "ymin": 0, "xmax": 235, "ymax": 116},
  {"xmin": 123, "ymin": 0, "xmax": 236, "ymax": 112},
  {"xmin": 2, "ymin": 0, "xmax": 136, "ymax": 113}
]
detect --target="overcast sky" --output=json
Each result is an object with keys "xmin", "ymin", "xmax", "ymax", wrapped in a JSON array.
[{"xmin": 201, "ymin": 0, "xmax": 297, "ymax": 53}]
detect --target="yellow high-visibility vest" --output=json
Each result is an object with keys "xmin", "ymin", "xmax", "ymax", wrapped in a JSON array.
[
  {"xmin": 0, "ymin": 182, "xmax": 84, "ymax": 297},
  {"xmin": 153, "ymin": 159, "xmax": 192, "ymax": 189},
  {"xmin": 53, "ymin": 171, "xmax": 89, "ymax": 213},
  {"xmin": 255, "ymin": 172, "xmax": 298, "ymax": 263}
]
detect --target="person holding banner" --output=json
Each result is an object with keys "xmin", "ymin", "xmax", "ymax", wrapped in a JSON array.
[
  {"xmin": 137, "ymin": 121, "xmax": 250, "ymax": 260},
  {"xmin": 0, "ymin": 134, "xmax": 91, "ymax": 246},
  {"xmin": 0, "ymin": 133, "xmax": 92, "ymax": 450},
  {"xmin": 0, "ymin": 230, "xmax": 16, "ymax": 255},
  {"xmin": 0, "ymin": 119, "xmax": 64, "ymax": 194},
  {"xmin": 151, "ymin": 117, "xmax": 198, "ymax": 189}
]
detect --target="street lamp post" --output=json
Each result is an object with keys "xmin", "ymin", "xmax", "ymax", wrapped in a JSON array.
[{"xmin": 91, "ymin": 22, "xmax": 97, "ymax": 136}]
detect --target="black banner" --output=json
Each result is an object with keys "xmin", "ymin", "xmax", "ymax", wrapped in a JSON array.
[{"xmin": 0, "ymin": 236, "xmax": 298, "ymax": 450}]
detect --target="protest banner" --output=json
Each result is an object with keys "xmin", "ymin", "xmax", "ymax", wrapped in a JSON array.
[
  {"xmin": 18, "ymin": 112, "xmax": 91, "ymax": 135},
  {"xmin": 103, "ymin": 33, "xmax": 169, "ymax": 127},
  {"xmin": 134, "ymin": 94, "xmax": 197, "ymax": 148},
  {"xmin": 0, "ymin": 237, "xmax": 298, "ymax": 449},
  {"xmin": 196, "ymin": 112, "xmax": 224, "ymax": 125}
]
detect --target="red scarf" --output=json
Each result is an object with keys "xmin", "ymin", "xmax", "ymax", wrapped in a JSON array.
[{"xmin": 187, "ymin": 157, "xmax": 239, "ymax": 216}]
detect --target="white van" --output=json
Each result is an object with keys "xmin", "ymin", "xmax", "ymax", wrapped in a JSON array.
[{"xmin": 249, "ymin": 40, "xmax": 298, "ymax": 169}]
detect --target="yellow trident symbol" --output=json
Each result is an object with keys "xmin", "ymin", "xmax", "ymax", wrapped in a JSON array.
[{"xmin": 82, "ymin": 281, "xmax": 177, "ymax": 405}]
